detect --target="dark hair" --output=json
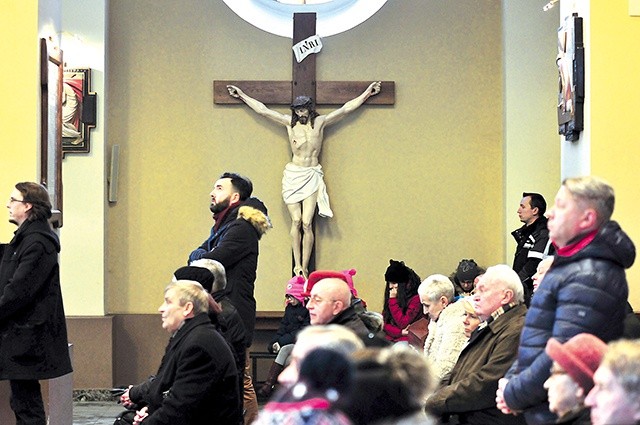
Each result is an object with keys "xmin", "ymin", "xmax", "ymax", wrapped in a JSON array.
[
  {"xmin": 341, "ymin": 347, "xmax": 432, "ymax": 425},
  {"xmin": 290, "ymin": 96, "xmax": 319, "ymax": 128},
  {"xmin": 523, "ymin": 192, "xmax": 546, "ymax": 216},
  {"xmin": 299, "ymin": 348, "xmax": 354, "ymax": 395},
  {"xmin": 15, "ymin": 182, "xmax": 52, "ymax": 221},
  {"xmin": 219, "ymin": 172, "xmax": 253, "ymax": 200}
]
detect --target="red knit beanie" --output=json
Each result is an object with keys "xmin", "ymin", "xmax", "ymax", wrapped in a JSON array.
[
  {"xmin": 545, "ymin": 333, "xmax": 608, "ymax": 392},
  {"xmin": 304, "ymin": 269, "xmax": 358, "ymax": 298}
]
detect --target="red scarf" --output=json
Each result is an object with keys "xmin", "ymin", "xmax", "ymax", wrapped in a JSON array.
[
  {"xmin": 555, "ymin": 229, "xmax": 598, "ymax": 257},
  {"xmin": 213, "ymin": 200, "xmax": 239, "ymax": 232}
]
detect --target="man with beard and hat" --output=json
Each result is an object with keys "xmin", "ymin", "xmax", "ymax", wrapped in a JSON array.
[
  {"xmin": 226, "ymin": 82, "xmax": 381, "ymax": 278},
  {"xmin": 188, "ymin": 172, "xmax": 270, "ymax": 424}
]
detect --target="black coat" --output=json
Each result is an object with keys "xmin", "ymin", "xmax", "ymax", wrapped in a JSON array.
[
  {"xmin": 329, "ymin": 306, "xmax": 388, "ymax": 347},
  {"xmin": 0, "ymin": 219, "xmax": 72, "ymax": 380},
  {"xmin": 189, "ymin": 200, "xmax": 270, "ymax": 346},
  {"xmin": 269, "ymin": 303, "xmax": 309, "ymax": 349},
  {"xmin": 512, "ymin": 216, "xmax": 553, "ymax": 299},
  {"xmin": 129, "ymin": 313, "xmax": 242, "ymax": 425},
  {"xmin": 504, "ymin": 220, "xmax": 635, "ymax": 425}
]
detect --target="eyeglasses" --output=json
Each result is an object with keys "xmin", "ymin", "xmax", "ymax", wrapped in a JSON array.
[
  {"xmin": 306, "ymin": 295, "xmax": 336, "ymax": 305},
  {"xmin": 9, "ymin": 197, "xmax": 27, "ymax": 204}
]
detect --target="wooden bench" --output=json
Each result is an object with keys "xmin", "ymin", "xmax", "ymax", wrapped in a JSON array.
[{"xmin": 249, "ymin": 351, "xmax": 277, "ymax": 386}]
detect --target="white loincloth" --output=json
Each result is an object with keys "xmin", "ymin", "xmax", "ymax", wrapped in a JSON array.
[{"xmin": 282, "ymin": 163, "xmax": 333, "ymax": 218}]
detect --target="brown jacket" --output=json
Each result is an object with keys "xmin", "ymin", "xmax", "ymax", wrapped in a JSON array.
[{"xmin": 425, "ymin": 303, "xmax": 527, "ymax": 425}]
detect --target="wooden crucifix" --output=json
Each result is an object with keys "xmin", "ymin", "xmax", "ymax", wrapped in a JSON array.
[{"xmin": 214, "ymin": 13, "xmax": 395, "ymax": 278}]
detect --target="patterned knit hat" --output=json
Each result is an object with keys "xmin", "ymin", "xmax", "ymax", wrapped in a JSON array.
[
  {"xmin": 455, "ymin": 259, "xmax": 481, "ymax": 283},
  {"xmin": 285, "ymin": 275, "xmax": 306, "ymax": 303},
  {"xmin": 545, "ymin": 333, "xmax": 608, "ymax": 392}
]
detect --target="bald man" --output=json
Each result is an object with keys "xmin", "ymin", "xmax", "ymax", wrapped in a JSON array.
[{"xmin": 307, "ymin": 278, "xmax": 371, "ymax": 337}]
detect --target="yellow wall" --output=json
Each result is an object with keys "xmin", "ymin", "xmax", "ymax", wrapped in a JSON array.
[
  {"xmin": 503, "ymin": 1, "xmax": 561, "ymax": 258},
  {"xmin": 106, "ymin": 0, "xmax": 507, "ymax": 313},
  {"xmin": 0, "ymin": 2, "xmax": 39, "ymax": 241},
  {"xmin": 590, "ymin": 2, "xmax": 640, "ymax": 307}
]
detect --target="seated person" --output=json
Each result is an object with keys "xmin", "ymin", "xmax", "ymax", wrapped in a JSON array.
[
  {"xmin": 278, "ymin": 325, "xmax": 364, "ymax": 389},
  {"xmin": 419, "ymin": 274, "xmax": 468, "ymax": 381},
  {"xmin": 174, "ymin": 261, "xmax": 246, "ymax": 405},
  {"xmin": 258, "ymin": 275, "xmax": 310, "ymax": 399},
  {"xmin": 341, "ymin": 345, "xmax": 439, "ymax": 425},
  {"xmin": 119, "ymin": 280, "xmax": 241, "ymax": 424},
  {"xmin": 585, "ymin": 339, "xmax": 640, "ymax": 425},
  {"xmin": 544, "ymin": 333, "xmax": 607, "ymax": 424},
  {"xmin": 304, "ymin": 270, "xmax": 387, "ymax": 345},
  {"xmin": 254, "ymin": 348, "xmax": 354, "ymax": 425},
  {"xmin": 425, "ymin": 265, "xmax": 527, "ymax": 425},
  {"xmin": 531, "ymin": 256, "xmax": 553, "ymax": 294},
  {"xmin": 461, "ymin": 296, "xmax": 481, "ymax": 339},
  {"xmin": 450, "ymin": 258, "xmax": 484, "ymax": 298},
  {"xmin": 381, "ymin": 259, "xmax": 423, "ymax": 343},
  {"xmin": 623, "ymin": 301, "xmax": 640, "ymax": 339}
]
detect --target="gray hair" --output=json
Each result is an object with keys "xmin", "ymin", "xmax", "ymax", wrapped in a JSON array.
[
  {"xmin": 562, "ymin": 176, "xmax": 615, "ymax": 225},
  {"xmin": 483, "ymin": 264, "xmax": 524, "ymax": 303},
  {"xmin": 164, "ymin": 280, "xmax": 209, "ymax": 314},
  {"xmin": 418, "ymin": 274, "xmax": 455, "ymax": 303},
  {"xmin": 190, "ymin": 258, "xmax": 227, "ymax": 293},
  {"xmin": 601, "ymin": 339, "xmax": 640, "ymax": 401},
  {"xmin": 296, "ymin": 325, "xmax": 365, "ymax": 356}
]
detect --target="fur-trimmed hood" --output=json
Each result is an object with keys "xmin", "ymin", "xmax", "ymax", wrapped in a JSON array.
[{"xmin": 238, "ymin": 197, "xmax": 271, "ymax": 239}]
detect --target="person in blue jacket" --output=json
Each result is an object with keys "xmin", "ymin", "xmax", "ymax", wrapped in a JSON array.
[{"xmin": 497, "ymin": 176, "xmax": 635, "ymax": 425}]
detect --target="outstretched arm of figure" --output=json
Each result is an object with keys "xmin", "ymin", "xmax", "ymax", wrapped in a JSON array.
[
  {"xmin": 227, "ymin": 85, "xmax": 290, "ymax": 126},
  {"xmin": 323, "ymin": 81, "xmax": 381, "ymax": 126}
]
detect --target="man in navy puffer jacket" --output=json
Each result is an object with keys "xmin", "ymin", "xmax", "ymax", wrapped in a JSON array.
[{"xmin": 496, "ymin": 176, "xmax": 635, "ymax": 425}]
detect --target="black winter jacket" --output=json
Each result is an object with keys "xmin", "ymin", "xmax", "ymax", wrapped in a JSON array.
[
  {"xmin": 129, "ymin": 313, "xmax": 242, "ymax": 425},
  {"xmin": 0, "ymin": 219, "xmax": 72, "ymax": 380},
  {"xmin": 269, "ymin": 303, "xmax": 310, "ymax": 350},
  {"xmin": 189, "ymin": 199, "xmax": 270, "ymax": 346},
  {"xmin": 504, "ymin": 220, "xmax": 635, "ymax": 424},
  {"xmin": 512, "ymin": 216, "xmax": 553, "ymax": 298}
]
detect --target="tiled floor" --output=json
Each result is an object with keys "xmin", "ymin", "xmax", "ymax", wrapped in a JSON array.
[{"xmin": 74, "ymin": 401, "xmax": 125, "ymax": 425}]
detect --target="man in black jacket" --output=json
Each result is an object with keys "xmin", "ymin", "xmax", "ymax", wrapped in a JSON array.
[
  {"xmin": 120, "ymin": 280, "xmax": 241, "ymax": 424},
  {"xmin": 187, "ymin": 172, "xmax": 270, "ymax": 423},
  {"xmin": 511, "ymin": 192, "xmax": 552, "ymax": 304},
  {"xmin": 0, "ymin": 182, "xmax": 72, "ymax": 425}
]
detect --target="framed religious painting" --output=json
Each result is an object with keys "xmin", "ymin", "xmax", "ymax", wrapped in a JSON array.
[
  {"xmin": 557, "ymin": 13, "xmax": 584, "ymax": 142},
  {"xmin": 62, "ymin": 68, "xmax": 97, "ymax": 154}
]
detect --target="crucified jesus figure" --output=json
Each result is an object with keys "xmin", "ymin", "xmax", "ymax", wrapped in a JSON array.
[{"xmin": 227, "ymin": 81, "xmax": 381, "ymax": 278}]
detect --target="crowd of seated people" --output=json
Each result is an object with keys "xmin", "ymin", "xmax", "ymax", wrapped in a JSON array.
[
  {"xmin": 114, "ymin": 253, "xmax": 640, "ymax": 425},
  {"xmin": 111, "ymin": 176, "xmax": 640, "ymax": 425}
]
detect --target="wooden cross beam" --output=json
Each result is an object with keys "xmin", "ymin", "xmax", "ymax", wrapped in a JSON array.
[
  {"xmin": 213, "ymin": 13, "xmax": 395, "ymax": 106},
  {"xmin": 213, "ymin": 12, "xmax": 394, "ymax": 276}
]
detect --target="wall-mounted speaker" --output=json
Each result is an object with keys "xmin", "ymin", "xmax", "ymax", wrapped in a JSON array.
[{"xmin": 108, "ymin": 145, "xmax": 120, "ymax": 203}]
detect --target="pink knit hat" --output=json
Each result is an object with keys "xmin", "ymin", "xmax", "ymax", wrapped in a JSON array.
[
  {"xmin": 304, "ymin": 269, "xmax": 359, "ymax": 298},
  {"xmin": 285, "ymin": 275, "xmax": 306, "ymax": 303},
  {"xmin": 545, "ymin": 333, "xmax": 608, "ymax": 392}
]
